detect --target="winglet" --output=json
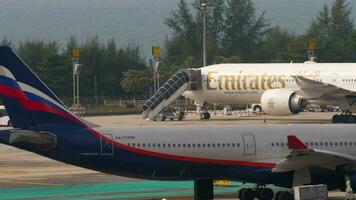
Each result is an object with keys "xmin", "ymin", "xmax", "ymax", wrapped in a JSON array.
[{"xmin": 287, "ymin": 135, "xmax": 307, "ymax": 150}]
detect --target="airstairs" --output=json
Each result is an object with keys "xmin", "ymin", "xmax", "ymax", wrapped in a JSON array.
[{"xmin": 142, "ymin": 68, "xmax": 201, "ymax": 120}]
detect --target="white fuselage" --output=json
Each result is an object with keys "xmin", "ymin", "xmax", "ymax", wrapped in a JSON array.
[
  {"xmin": 182, "ymin": 63, "xmax": 356, "ymax": 106},
  {"xmin": 96, "ymin": 124, "xmax": 356, "ymax": 165}
]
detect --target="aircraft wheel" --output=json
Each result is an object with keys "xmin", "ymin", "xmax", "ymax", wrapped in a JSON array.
[
  {"xmin": 200, "ymin": 112, "xmax": 210, "ymax": 120},
  {"xmin": 332, "ymin": 115, "xmax": 340, "ymax": 123},
  {"xmin": 254, "ymin": 105, "xmax": 262, "ymax": 113},
  {"xmin": 241, "ymin": 188, "xmax": 256, "ymax": 200},
  {"xmin": 238, "ymin": 188, "xmax": 246, "ymax": 199},
  {"xmin": 259, "ymin": 188, "xmax": 274, "ymax": 200},
  {"xmin": 277, "ymin": 191, "xmax": 293, "ymax": 200},
  {"xmin": 274, "ymin": 191, "xmax": 283, "ymax": 200},
  {"xmin": 7, "ymin": 120, "xmax": 11, "ymax": 127}
]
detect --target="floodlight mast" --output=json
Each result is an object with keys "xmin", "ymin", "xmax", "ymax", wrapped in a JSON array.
[{"xmin": 201, "ymin": 2, "xmax": 207, "ymax": 67}]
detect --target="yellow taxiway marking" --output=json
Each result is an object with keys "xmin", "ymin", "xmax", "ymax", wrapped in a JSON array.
[
  {"xmin": 0, "ymin": 169, "xmax": 28, "ymax": 175},
  {"xmin": 0, "ymin": 180, "xmax": 63, "ymax": 186}
]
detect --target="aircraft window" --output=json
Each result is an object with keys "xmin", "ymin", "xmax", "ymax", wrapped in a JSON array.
[
  {"xmin": 354, "ymin": 142, "xmax": 356, "ymax": 146},
  {"xmin": 237, "ymin": 143, "xmax": 240, "ymax": 147},
  {"xmin": 132, "ymin": 143, "xmax": 136, "ymax": 147},
  {"xmin": 178, "ymin": 144, "xmax": 181, "ymax": 148},
  {"xmin": 314, "ymin": 142, "xmax": 318, "ymax": 146},
  {"xmin": 147, "ymin": 143, "xmax": 151, "ymax": 147},
  {"xmin": 127, "ymin": 143, "xmax": 131, "ymax": 146},
  {"xmin": 207, "ymin": 143, "xmax": 211, "ymax": 147},
  {"xmin": 227, "ymin": 143, "xmax": 230, "ymax": 147},
  {"xmin": 188, "ymin": 144, "xmax": 191, "ymax": 148},
  {"xmin": 197, "ymin": 144, "xmax": 201, "ymax": 148},
  {"xmin": 350, "ymin": 142, "xmax": 353, "ymax": 146},
  {"xmin": 157, "ymin": 143, "xmax": 161, "ymax": 147},
  {"xmin": 340, "ymin": 142, "xmax": 343, "ymax": 146},
  {"xmin": 202, "ymin": 144, "xmax": 206, "ymax": 147},
  {"xmin": 222, "ymin": 143, "xmax": 225, "ymax": 147},
  {"xmin": 334, "ymin": 142, "xmax": 337, "ymax": 146},
  {"xmin": 281, "ymin": 142, "xmax": 284, "ymax": 147},
  {"xmin": 212, "ymin": 143, "xmax": 215, "ymax": 147},
  {"xmin": 153, "ymin": 143, "xmax": 156, "ymax": 148},
  {"xmin": 271, "ymin": 143, "xmax": 274, "ymax": 147},
  {"xmin": 167, "ymin": 144, "xmax": 171, "ymax": 148},
  {"xmin": 325, "ymin": 142, "xmax": 328, "ymax": 146},
  {"xmin": 232, "ymin": 143, "xmax": 235, "ymax": 147},
  {"xmin": 137, "ymin": 143, "xmax": 141, "ymax": 147},
  {"xmin": 320, "ymin": 142, "xmax": 323, "ymax": 146},
  {"xmin": 276, "ymin": 143, "xmax": 279, "ymax": 146},
  {"xmin": 192, "ymin": 144, "xmax": 196, "ymax": 148},
  {"xmin": 305, "ymin": 142, "xmax": 308, "ymax": 146},
  {"xmin": 142, "ymin": 143, "xmax": 146, "ymax": 147},
  {"xmin": 329, "ymin": 142, "xmax": 333, "ymax": 146},
  {"xmin": 183, "ymin": 144, "xmax": 186, "ymax": 148},
  {"xmin": 217, "ymin": 143, "xmax": 220, "ymax": 147},
  {"xmin": 345, "ymin": 142, "xmax": 348, "ymax": 146},
  {"xmin": 163, "ymin": 143, "xmax": 167, "ymax": 148}
]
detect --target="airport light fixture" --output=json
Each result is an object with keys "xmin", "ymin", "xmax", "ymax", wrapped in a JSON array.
[
  {"xmin": 71, "ymin": 48, "xmax": 81, "ymax": 112},
  {"xmin": 152, "ymin": 46, "xmax": 161, "ymax": 93},
  {"xmin": 308, "ymin": 42, "xmax": 317, "ymax": 62},
  {"xmin": 201, "ymin": 2, "xmax": 207, "ymax": 67}
]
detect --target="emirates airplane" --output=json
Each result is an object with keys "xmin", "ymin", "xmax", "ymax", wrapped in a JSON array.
[
  {"xmin": 182, "ymin": 63, "xmax": 356, "ymax": 123},
  {"xmin": 1, "ymin": 46, "xmax": 356, "ymax": 200}
]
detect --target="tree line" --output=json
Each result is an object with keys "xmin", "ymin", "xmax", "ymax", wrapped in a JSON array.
[
  {"xmin": 1, "ymin": 37, "xmax": 147, "ymax": 99},
  {"xmin": 1, "ymin": 0, "xmax": 355, "ymax": 99}
]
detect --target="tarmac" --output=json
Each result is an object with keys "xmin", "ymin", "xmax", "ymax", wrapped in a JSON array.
[{"xmin": 0, "ymin": 112, "xmax": 348, "ymax": 199}]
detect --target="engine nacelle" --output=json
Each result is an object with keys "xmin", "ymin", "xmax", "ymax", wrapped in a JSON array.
[{"xmin": 261, "ymin": 89, "xmax": 307, "ymax": 116}]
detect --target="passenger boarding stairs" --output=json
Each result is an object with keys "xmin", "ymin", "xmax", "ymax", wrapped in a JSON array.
[{"xmin": 143, "ymin": 68, "xmax": 201, "ymax": 120}]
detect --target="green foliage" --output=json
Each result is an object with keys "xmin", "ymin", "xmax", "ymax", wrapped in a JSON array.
[
  {"xmin": 163, "ymin": 0, "xmax": 356, "ymax": 68},
  {"xmin": 120, "ymin": 69, "xmax": 152, "ymax": 97},
  {"xmin": 163, "ymin": 0, "xmax": 268, "ymax": 67},
  {"xmin": 1, "ymin": 0, "xmax": 356, "ymax": 100},
  {"xmin": 223, "ymin": 0, "xmax": 268, "ymax": 58},
  {"xmin": 7, "ymin": 37, "xmax": 147, "ymax": 99},
  {"xmin": 331, "ymin": 0, "xmax": 354, "ymax": 36}
]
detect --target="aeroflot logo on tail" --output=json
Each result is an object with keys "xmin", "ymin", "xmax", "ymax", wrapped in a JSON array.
[{"xmin": 206, "ymin": 71, "xmax": 286, "ymax": 91}]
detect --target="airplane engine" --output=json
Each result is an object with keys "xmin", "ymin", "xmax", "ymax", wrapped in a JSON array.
[{"xmin": 261, "ymin": 89, "xmax": 307, "ymax": 116}]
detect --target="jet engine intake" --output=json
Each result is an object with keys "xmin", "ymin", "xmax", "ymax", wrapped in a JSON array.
[{"xmin": 261, "ymin": 89, "xmax": 307, "ymax": 116}]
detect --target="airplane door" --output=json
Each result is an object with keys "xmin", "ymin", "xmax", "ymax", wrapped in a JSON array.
[
  {"xmin": 100, "ymin": 134, "xmax": 114, "ymax": 155},
  {"xmin": 331, "ymin": 73, "xmax": 338, "ymax": 84},
  {"xmin": 242, "ymin": 134, "xmax": 256, "ymax": 155}
]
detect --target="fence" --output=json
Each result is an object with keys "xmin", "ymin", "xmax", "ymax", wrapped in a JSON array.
[{"xmin": 62, "ymin": 96, "xmax": 196, "ymax": 116}]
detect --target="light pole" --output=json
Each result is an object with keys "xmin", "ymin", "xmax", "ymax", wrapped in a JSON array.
[
  {"xmin": 71, "ymin": 48, "xmax": 81, "ymax": 113},
  {"xmin": 152, "ymin": 46, "xmax": 161, "ymax": 93},
  {"xmin": 201, "ymin": 2, "xmax": 207, "ymax": 67}
]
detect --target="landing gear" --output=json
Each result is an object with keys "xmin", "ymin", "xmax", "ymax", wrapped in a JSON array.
[
  {"xmin": 194, "ymin": 179, "xmax": 213, "ymax": 200},
  {"xmin": 200, "ymin": 112, "xmax": 211, "ymax": 120},
  {"xmin": 274, "ymin": 191, "xmax": 293, "ymax": 200},
  {"xmin": 199, "ymin": 102, "xmax": 211, "ymax": 120},
  {"xmin": 332, "ymin": 111, "xmax": 356, "ymax": 123},
  {"xmin": 237, "ymin": 186, "xmax": 275, "ymax": 200}
]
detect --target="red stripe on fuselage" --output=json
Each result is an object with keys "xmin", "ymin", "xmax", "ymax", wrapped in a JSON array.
[{"xmin": 0, "ymin": 83, "xmax": 276, "ymax": 169}]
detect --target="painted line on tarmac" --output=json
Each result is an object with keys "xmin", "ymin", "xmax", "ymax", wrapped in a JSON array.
[
  {"xmin": 0, "ymin": 180, "xmax": 63, "ymax": 186},
  {"xmin": 0, "ymin": 181, "xmax": 244, "ymax": 199}
]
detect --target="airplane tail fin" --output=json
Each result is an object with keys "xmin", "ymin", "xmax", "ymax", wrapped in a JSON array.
[{"xmin": 0, "ymin": 46, "xmax": 95, "ymax": 129}]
